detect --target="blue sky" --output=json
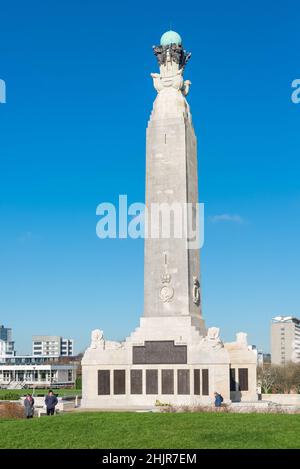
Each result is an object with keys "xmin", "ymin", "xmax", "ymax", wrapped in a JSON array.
[{"xmin": 0, "ymin": 0, "xmax": 299, "ymax": 354}]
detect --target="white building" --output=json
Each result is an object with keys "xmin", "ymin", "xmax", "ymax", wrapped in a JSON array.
[
  {"xmin": 0, "ymin": 363, "xmax": 77, "ymax": 389},
  {"xmin": 32, "ymin": 336, "xmax": 74, "ymax": 357},
  {"xmin": 0, "ymin": 339, "xmax": 15, "ymax": 357},
  {"xmin": 0, "ymin": 354, "xmax": 62, "ymax": 365}
]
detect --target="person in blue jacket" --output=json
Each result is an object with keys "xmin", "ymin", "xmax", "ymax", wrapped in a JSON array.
[
  {"xmin": 45, "ymin": 390, "xmax": 58, "ymax": 416},
  {"xmin": 214, "ymin": 392, "xmax": 224, "ymax": 407}
]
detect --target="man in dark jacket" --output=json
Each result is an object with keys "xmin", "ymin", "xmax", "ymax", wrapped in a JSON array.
[
  {"xmin": 214, "ymin": 392, "xmax": 224, "ymax": 407},
  {"xmin": 45, "ymin": 390, "xmax": 58, "ymax": 416}
]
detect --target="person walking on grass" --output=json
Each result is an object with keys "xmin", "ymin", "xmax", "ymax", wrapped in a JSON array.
[
  {"xmin": 24, "ymin": 393, "xmax": 35, "ymax": 418},
  {"xmin": 45, "ymin": 390, "xmax": 58, "ymax": 416},
  {"xmin": 214, "ymin": 392, "xmax": 224, "ymax": 407}
]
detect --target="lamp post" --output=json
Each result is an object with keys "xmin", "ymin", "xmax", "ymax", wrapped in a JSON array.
[{"xmin": 32, "ymin": 366, "xmax": 36, "ymax": 397}]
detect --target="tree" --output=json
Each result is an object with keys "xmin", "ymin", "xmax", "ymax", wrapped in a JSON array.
[
  {"xmin": 257, "ymin": 363, "xmax": 300, "ymax": 394},
  {"xmin": 257, "ymin": 366, "xmax": 275, "ymax": 393}
]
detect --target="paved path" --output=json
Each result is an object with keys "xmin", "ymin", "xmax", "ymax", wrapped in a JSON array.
[{"xmin": 67, "ymin": 406, "xmax": 159, "ymax": 413}]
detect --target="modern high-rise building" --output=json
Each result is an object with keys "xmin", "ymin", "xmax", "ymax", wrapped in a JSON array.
[
  {"xmin": 271, "ymin": 316, "xmax": 300, "ymax": 365},
  {"xmin": 32, "ymin": 336, "xmax": 74, "ymax": 357},
  {"xmin": 0, "ymin": 324, "xmax": 15, "ymax": 357},
  {"xmin": 0, "ymin": 325, "xmax": 12, "ymax": 342}
]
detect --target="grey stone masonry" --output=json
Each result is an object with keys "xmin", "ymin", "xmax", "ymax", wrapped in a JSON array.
[{"xmin": 144, "ymin": 114, "xmax": 204, "ymax": 332}]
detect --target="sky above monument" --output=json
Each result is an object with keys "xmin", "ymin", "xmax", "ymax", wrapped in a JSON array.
[{"xmin": 0, "ymin": 0, "xmax": 299, "ymax": 354}]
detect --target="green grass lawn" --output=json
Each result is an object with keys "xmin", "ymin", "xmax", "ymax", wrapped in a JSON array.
[
  {"xmin": 0, "ymin": 388, "xmax": 81, "ymax": 400},
  {"xmin": 0, "ymin": 412, "xmax": 300, "ymax": 449}
]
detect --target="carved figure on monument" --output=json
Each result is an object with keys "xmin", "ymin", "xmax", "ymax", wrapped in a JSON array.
[
  {"xmin": 236, "ymin": 332, "xmax": 248, "ymax": 346},
  {"xmin": 225, "ymin": 332, "xmax": 249, "ymax": 350},
  {"xmin": 159, "ymin": 253, "xmax": 175, "ymax": 303},
  {"xmin": 104, "ymin": 340, "xmax": 124, "ymax": 350},
  {"xmin": 90, "ymin": 329, "xmax": 105, "ymax": 350},
  {"xmin": 182, "ymin": 80, "xmax": 191, "ymax": 96},
  {"xmin": 152, "ymin": 44, "xmax": 191, "ymax": 69},
  {"xmin": 150, "ymin": 37, "xmax": 192, "ymax": 120},
  {"xmin": 151, "ymin": 69, "xmax": 190, "ymax": 96},
  {"xmin": 193, "ymin": 276, "xmax": 200, "ymax": 305},
  {"xmin": 201, "ymin": 327, "xmax": 223, "ymax": 350},
  {"xmin": 90, "ymin": 329, "xmax": 123, "ymax": 350},
  {"xmin": 207, "ymin": 327, "xmax": 220, "ymax": 340}
]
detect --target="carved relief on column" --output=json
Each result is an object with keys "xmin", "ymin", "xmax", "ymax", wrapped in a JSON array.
[
  {"xmin": 159, "ymin": 252, "xmax": 174, "ymax": 303},
  {"xmin": 193, "ymin": 276, "xmax": 200, "ymax": 306}
]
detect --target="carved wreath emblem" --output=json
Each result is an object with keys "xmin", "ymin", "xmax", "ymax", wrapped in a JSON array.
[
  {"xmin": 159, "ymin": 285, "xmax": 174, "ymax": 303},
  {"xmin": 159, "ymin": 253, "xmax": 175, "ymax": 302}
]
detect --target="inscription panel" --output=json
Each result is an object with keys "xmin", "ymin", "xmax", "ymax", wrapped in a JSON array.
[
  {"xmin": 146, "ymin": 369, "xmax": 158, "ymax": 394},
  {"xmin": 194, "ymin": 369, "xmax": 200, "ymax": 395},
  {"xmin": 113, "ymin": 370, "xmax": 125, "ymax": 395},
  {"xmin": 202, "ymin": 369, "xmax": 209, "ymax": 395},
  {"xmin": 162, "ymin": 369, "xmax": 174, "ymax": 394},
  {"xmin": 238, "ymin": 368, "xmax": 248, "ymax": 391},
  {"xmin": 131, "ymin": 369, "xmax": 143, "ymax": 394},
  {"xmin": 230, "ymin": 368, "xmax": 236, "ymax": 391},
  {"xmin": 133, "ymin": 341, "xmax": 187, "ymax": 364},
  {"xmin": 178, "ymin": 369, "xmax": 190, "ymax": 395},
  {"xmin": 98, "ymin": 370, "xmax": 110, "ymax": 395}
]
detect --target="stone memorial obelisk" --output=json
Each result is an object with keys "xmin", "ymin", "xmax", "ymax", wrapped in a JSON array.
[
  {"xmin": 81, "ymin": 31, "xmax": 257, "ymax": 408},
  {"xmin": 144, "ymin": 30, "xmax": 205, "ymax": 334}
]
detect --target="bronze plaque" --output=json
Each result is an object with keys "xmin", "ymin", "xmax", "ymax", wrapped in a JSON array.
[{"xmin": 133, "ymin": 341, "xmax": 187, "ymax": 364}]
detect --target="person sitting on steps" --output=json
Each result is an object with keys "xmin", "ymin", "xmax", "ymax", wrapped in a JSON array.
[{"xmin": 214, "ymin": 391, "xmax": 224, "ymax": 407}]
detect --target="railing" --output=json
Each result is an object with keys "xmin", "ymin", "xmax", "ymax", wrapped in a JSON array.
[{"xmin": 0, "ymin": 379, "xmax": 28, "ymax": 389}]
